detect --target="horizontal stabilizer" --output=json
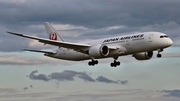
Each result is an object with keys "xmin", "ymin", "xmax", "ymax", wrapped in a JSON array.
[{"xmin": 23, "ymin": 49, "xmax": 55, "ymax": 54}]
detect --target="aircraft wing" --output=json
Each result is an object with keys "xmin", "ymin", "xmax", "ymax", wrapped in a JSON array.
[
  {"xmin": 7, "ymin": 31, "xmax": 120, "ymax": 54},
  {"xmin": 7, "ymin": 31, "xmax": 91, "ymax": 51}
]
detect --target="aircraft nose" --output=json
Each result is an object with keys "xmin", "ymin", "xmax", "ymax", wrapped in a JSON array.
[{"xmin": 167, "ymin": 38, "xmax": 173, "ymax": 46}]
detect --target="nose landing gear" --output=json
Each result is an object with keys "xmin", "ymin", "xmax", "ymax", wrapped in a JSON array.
[
  {"xmin": 157, "ymin": 49, "xmax": 163, "ymax": 58},
  {"xmin": 157, "ymin": 54, "xmax": 162, "ymax": 58}
]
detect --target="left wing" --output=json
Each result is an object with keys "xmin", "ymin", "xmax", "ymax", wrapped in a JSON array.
[
  {"xmin": 7, "ymin": 31, "xmax": 121, "ymax": 54},
  {"xmin": 7, "ymin": 31, "xmax": 91, "ymax": 51}
]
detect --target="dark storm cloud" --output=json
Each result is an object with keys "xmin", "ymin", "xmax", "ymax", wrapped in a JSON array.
[
  {"xmin": 162, "ymin": 90, "xmax": 180, "ymax": 98},
  {"xmin": 27, "ymin": 70, "xmax": 126, "ymax": 84}
]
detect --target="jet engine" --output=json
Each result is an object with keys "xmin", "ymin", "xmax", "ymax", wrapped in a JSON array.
[
  {"xmin": 133, "ymin": 51, "xmax": 153, "ymax": 60},
  {"xmin": 88, "ymin": 44, "xmax": 109, "ymax": 57}
]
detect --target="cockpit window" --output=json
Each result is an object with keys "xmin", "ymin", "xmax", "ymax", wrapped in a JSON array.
[
  {"xmin": 160, "ymin": 35, "xmax": 168, "ymax": 38},
  {"xmin": 160, "ymin": 36, "xmax": 164, "ymax": 38}
]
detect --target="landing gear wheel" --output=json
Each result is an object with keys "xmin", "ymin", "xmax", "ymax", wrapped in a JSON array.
[
  {"xmin": 157, "ymin": 54, "xmax": 162, "ymax": 58},
  {"xmin": 110, "ymin": 63, "xmax": 116, "ymax": 67},
  {"xmin": 88, "ymin": 59, "xmax": 98, "ymax": 66},
  {"xmin": 94, "ymin": 60, "xmax": 98, "ymax": 64},
  {"xmin": 116, "ymin": 61, "xmax": 120, "ymax": 66},
  {"xmin": 110, "ymin": 61, "xmax": 120, "ymax": 67},
  {"xmin": 88, "ymin": 61, "xmax": 93, "ymax": 66}
]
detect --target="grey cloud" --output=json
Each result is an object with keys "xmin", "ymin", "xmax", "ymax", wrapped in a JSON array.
[
  {"xmin": 96, "ymin": 76, "xmax": 119, "ymax": 84},
  {"xmin": 1, "ymin": 0, "xmax": 180, "ymax": 52},
  {"xmin": 28, "ymin": 70, "xmax": 95, "ymax": 82},
  {"xmin": 48, "ymin": 70, "xmax": 95, "ymax": 82},
  {"xmin": 28, "ymin": 70, "xmax": 49, "ymax": 81},
  {"xmin": 0, "ymin": 37, "xmax": 29, "ymax": 52},
  {"xmin": 96, "ymin": 76, "xmax": 128, "ymax": 84},
  {"xmin": 0, "ymin": 53, "xmax": 66, "ymax": 65},
  {"xmin": 27, "ymin": 70, "xmax": 127, "ymax": 84},
  {"xmin": 49, "ymin": 71, "xmax": 76, "ymax": 81},
  {"xmin": 76, "ymin": 72, "xmax": 95, "ymax": 82},
  {"xmin": 1, "ymin": 0, "xmax": 180, "ymax": 27},
  {"xmin": 162, "ymin": 90, "xmax": 180, "ymax": 98},
  {"xmin": 118, "ymin": 80, "xmax": 128, "ymax": 84}
]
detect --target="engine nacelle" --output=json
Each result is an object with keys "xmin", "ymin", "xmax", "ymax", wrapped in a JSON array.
[
  {"xmin": 133, "ymin": 51, "xmax": 153, "ymax": 60},
  {"xmin": 88, "ymin": 44, "xmax": 109, "ymax": 57}
]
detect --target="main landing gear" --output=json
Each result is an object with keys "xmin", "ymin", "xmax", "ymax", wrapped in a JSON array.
[
  {"xmin": 157, "ymin": 49, "xmax": 163, "ymax": 58},
  {"xmin": 88, "ymin": 59, "xmax": 98, "ymax": 66},
  {"xmin": 110, "ymin": 57, "xmax": 120, "ymax": 67},
  {"xmin": 88, "ymin": 57, "xmax": 121, "ymax": 67},
  {"xmin": 110, "ymin": 60, "xmax": 120, "ymax": 67}
]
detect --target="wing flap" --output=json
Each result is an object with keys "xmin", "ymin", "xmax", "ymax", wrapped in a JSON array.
[{"xmin": 23, "ymin": 49, "xmax": 55, "ymax": 54}]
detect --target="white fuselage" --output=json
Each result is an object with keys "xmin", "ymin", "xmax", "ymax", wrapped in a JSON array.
[{"xmin": 45, "ymin": 32, "xmax": 173, "ymax": 61}]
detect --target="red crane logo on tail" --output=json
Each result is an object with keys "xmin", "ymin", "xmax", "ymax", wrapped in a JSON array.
[{"xmin": 49, "ymin": 32, "xmax": 57, "ymax": 40}]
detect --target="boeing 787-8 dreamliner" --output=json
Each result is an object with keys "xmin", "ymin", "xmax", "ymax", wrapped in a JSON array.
[{"xmin": 7, "ymin": 22, "xmax": 173, "ymax": 67}]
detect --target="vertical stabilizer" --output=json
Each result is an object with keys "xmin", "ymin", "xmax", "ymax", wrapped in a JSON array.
[{"xmin": 44, "ymin": 22, "xmax": 64, "ymax": 41}]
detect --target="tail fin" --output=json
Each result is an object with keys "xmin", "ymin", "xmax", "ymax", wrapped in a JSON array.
[{"xmin": 44, "ymin": 22, "xmax": 64, "ymax": 41}]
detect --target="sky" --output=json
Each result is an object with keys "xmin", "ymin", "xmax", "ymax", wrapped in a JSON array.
[{"xmin": 0, "ymin": 0, "xmax": 180, "ymax": 101}]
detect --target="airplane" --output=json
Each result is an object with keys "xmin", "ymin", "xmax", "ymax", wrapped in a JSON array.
[{"xmin": 7, "ymin": 22, "xmax": 173, "ymax": 67}]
